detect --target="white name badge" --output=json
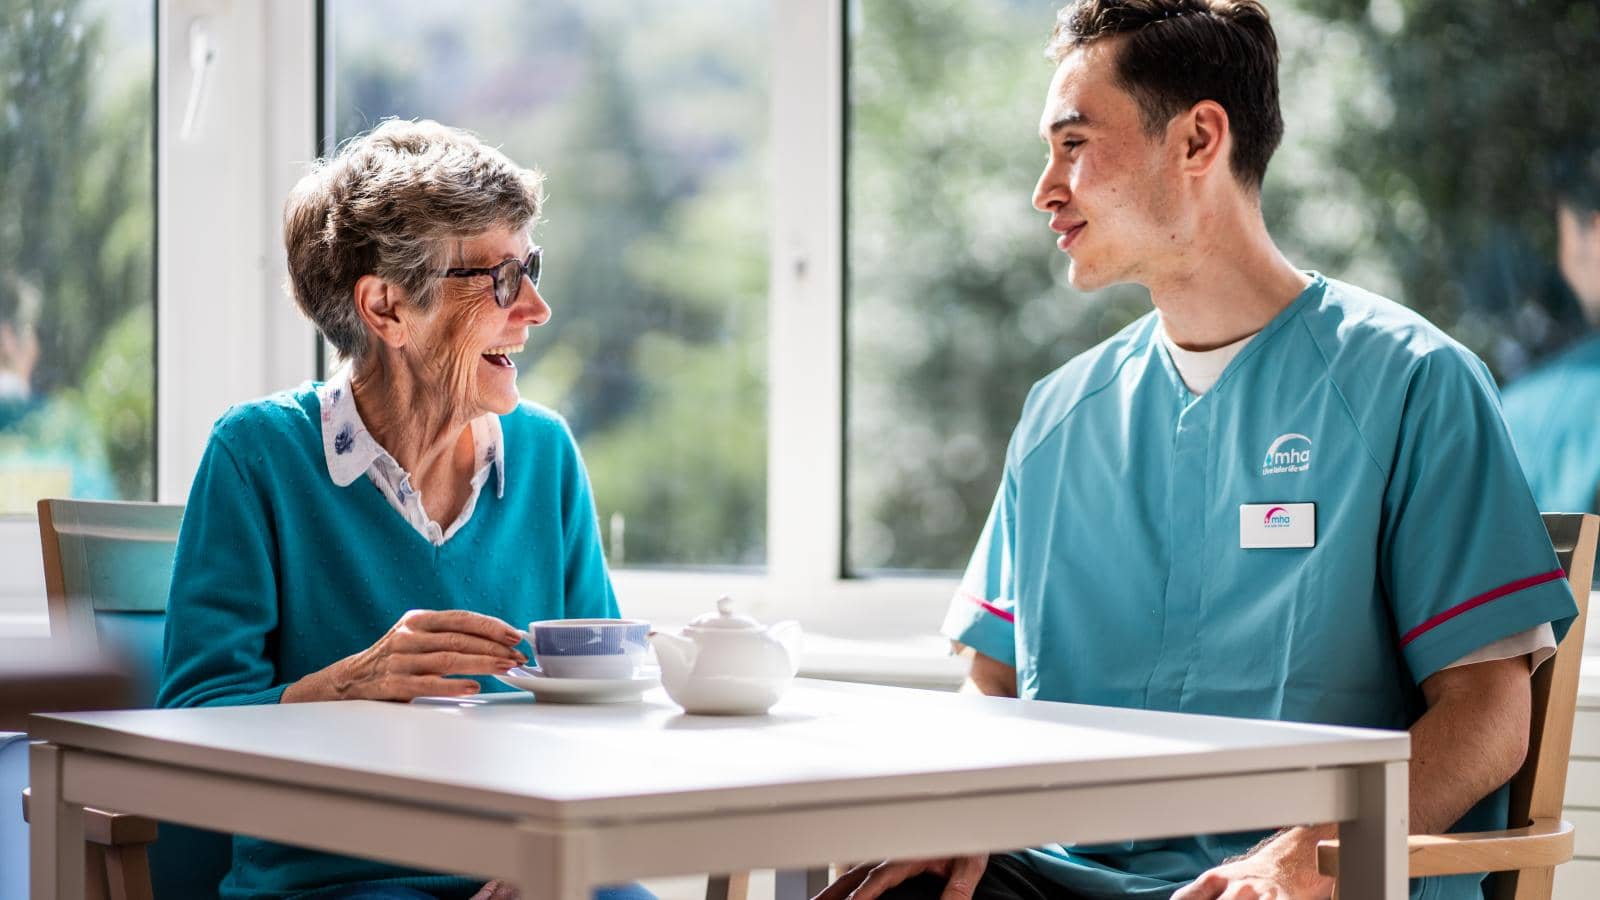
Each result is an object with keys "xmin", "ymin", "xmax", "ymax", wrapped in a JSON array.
[{"xmin": 1239, "ymin": 503, "xmax": 1316, "ymax": 549}]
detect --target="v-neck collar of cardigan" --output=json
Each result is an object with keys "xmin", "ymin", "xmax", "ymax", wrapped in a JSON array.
[{"xmin": 316, "ymin": 366, "xmax": 505, "ymax": 501}]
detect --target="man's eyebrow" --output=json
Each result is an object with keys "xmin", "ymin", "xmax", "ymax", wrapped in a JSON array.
[{"xmin": 1041, "ymin": 112, "xmax": 1093, "ymax": 139}]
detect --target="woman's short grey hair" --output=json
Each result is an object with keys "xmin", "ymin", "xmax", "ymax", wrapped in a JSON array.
[{"xmin": 282, "ymin": 119, "xmax": 545, "ymax": 365}]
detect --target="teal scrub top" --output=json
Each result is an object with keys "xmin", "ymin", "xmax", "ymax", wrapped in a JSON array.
[
  {"xmin": 1502, "ymin": 333, "xmax": 1600, "ymax": 515},
  {"xmin": 942, "ymin": 275, "xmax": 1576, "ymax": 900}
]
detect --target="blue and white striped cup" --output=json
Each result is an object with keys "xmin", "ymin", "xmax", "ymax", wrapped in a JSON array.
[{"xmin": 525, "ymin": 618, "xmax": 651, "ymax": 679}]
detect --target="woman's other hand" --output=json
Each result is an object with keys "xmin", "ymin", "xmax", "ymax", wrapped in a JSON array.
[{"xmin": 283, "ymin": 609, "xmax": 527, "ymax": 702}]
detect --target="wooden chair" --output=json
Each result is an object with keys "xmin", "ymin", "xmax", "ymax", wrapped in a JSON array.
[
  {"xmin": 1317, "ymin": 512, "xmax": 1599, "ymax": 900},
  {"xmin": 22, "ymin": 498, "xmax": 230, "ymax": 900}
]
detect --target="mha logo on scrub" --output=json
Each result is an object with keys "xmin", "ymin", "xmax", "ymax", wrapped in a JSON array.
[{"xmin": 1261, "ymin": 433, "xmax": 1312, "ymax": 475}]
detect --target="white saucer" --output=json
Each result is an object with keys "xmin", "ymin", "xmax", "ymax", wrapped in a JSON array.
[{"xmin": 495, "ymin": 666, "xmax": 658, "ymax": 704}]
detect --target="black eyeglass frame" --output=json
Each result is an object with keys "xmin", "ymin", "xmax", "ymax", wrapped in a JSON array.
[{"xmin": 438, "ymin": 247, "xmax": 541, "ymax": 308}]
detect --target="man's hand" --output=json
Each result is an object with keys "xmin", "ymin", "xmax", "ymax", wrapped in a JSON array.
[
  {"xmin": 814, "ymin": 856, "xmax": 988, "ymax": 900},
  {"xmin": 1171, "ymin": 860, "xmax": 1322, "ymax": 900},
  {"xmin": 283, "ymin": 609, "xmax": 527, "ymax": 702},
  {"xmin": 955, "ymin": 645, "xmax": 1017, "ymax": 698},
  {"xmin": 1171, "ymin": 828, "xmax": 1333, "ymax": 900}
]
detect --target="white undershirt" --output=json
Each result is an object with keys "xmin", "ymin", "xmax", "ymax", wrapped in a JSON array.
[
  {"xmin": 1160, "ymin": 325, "xmax": 1255, "ymax": 395},
  {"xmin": 1157, "ymin": 321, "xmax": 1556, "ymax": 674}
]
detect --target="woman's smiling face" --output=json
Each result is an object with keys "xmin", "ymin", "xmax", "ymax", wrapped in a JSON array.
[{"xmin": 412, "ymin": 225, "xmax": 551, "ymax": 417}]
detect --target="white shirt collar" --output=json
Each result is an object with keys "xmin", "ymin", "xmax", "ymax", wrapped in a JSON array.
[{"xmin": 316, "ymin": 366, "xmax": 505, "ymax": 500}]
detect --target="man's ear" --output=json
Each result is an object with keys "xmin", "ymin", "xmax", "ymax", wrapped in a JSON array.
[
  {"xmin": 1176, "ymin": 99, "xmax": 1230, "ymax": 179},
  {"xmin": 353, "ymin": 274, "xmax": 407, "ymax": 350}
]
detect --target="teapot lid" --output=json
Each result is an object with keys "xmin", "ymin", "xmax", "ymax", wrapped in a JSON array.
[{"xmin": 687, "ymin": 595, "xmax": 762, "ymax": 631}]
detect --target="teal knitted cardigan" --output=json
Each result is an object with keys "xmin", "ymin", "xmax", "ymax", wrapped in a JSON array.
[{"xmin": 158, "ymin": 385, "xmax": 619, "ymax": 899}]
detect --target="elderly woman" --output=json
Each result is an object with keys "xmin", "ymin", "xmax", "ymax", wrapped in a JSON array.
[{"xmin": 157, "ymin": 121, "xmax": 650, "ymax": 900}]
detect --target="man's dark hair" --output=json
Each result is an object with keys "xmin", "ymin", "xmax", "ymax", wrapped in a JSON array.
[
  {"xmin": 1048, "ymin": 0, "xmax": 1284, "ymax": 191},
  {"xmin": 1553, "ymin": 144, "xmax": 1600, "ymax": 217}
]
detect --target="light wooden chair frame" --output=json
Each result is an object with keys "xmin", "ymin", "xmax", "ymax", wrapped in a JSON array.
[
  {"xmin": 1318, "ymin": 512, "xmax": 1599, "ymax": 900},
  {"xmin": 25, "ymin": 497, "xmax": 186, "ymax": 900}
]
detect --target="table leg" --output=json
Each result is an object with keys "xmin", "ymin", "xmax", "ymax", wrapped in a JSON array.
[
  {"xmin": 512, "ymin": 822, "xmax": 591, "ymax": 900},
  {"xmin": 774, "ymin": 867, "xmax": 830, "ymax": 900},
  {"xmin": 706, "ymin": 872, "xmax": 751, "ymax": 900},
  {"xmin": 30, "ymin": 742, "xmax": 86, "ymax": 900},
  {"xmin": 1339, "ymin": 760, "xmax": 1407, "ymax": 900}
]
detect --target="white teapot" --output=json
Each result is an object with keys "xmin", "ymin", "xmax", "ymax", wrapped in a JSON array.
[{"xmin": 649, "ymin": 596, "xmax": 803, "ymax": 715}]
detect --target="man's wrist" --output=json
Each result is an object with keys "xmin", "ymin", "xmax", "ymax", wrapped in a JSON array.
[{"xmin": 1254, "ymin": 825, "xmax": 1337, "ymax": 898}]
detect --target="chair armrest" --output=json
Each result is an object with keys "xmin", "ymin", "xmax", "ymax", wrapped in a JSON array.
[
  {"xmin": 20, "ymin": 787, "xmax": 159, "ymax": 845},
  {"xmin": 1316, "ymin": 817, "xmax": 1573, "ymax": 879}
]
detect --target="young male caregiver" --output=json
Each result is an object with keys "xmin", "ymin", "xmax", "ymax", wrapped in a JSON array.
[{"xmin": 818, "ymin": 2, "xmax": 1577, "ymax": 900}]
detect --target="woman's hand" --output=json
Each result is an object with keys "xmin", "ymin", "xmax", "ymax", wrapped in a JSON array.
[{"xmin": 283, "ymin": 609, "xmax": 527, "ymax": 703}]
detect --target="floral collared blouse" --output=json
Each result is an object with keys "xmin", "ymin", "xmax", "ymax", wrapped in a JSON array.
[{"xmin": 316, "ymin": 366, "xmax": 505, "ymax": 546}]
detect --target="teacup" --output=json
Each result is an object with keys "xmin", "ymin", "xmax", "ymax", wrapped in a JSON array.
[{"xmin": 525, "ymin": 618, "xmax": 650, "ymax": 680}]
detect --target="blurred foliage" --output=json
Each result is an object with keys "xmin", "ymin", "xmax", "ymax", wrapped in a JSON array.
[
  {"xmin": 0, "ymin": 0, "xmax": 154, "ymax": 510},
  {"xmin": 847, "ymin": 0, "xmax": 1600, "ymax": 571},
  {"xmin": 1267, "ymin": 0, "xmax": 1599, "ymax": 375},
  {"xmin": 331, "ymin": 0, "xmax": 768, "ymax": 565},
  {"xmin": 847, "ymin": 0, "xmax": 1144, "ymax": 571}
]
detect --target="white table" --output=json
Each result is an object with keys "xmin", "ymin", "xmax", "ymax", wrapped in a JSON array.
[{"xmin": 29, "ymin": 680, "xmax": 1410, "ymax": 899}]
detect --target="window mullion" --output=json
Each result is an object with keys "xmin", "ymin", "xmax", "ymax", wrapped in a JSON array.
[
  {"xmin": 766, "ymin": 0, "xmax": 846, "ymax": 615},
  {"xmin": 156, "ymin": 0, "xmax": 317, "ymax": 503}
]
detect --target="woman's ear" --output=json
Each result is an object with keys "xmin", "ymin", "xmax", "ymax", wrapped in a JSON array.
[
  {"xmin": 353, "ymin": 274, "xmax": 407, "ymax": 350},
  {"xmin": 1177, "ymin": 99, "xmax": 1230, "ymax": 179}
]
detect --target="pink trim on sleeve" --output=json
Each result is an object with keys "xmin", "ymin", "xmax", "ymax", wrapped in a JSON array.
[
  {"xmin": 1399, "ymin": 569, "xmax": 1566, "ymax": 648},
  {"xmin": 961, "ymin": 591, "xmax": 1016, "ymax": 623}
]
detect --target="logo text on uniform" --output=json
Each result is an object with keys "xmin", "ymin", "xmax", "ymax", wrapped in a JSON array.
[
  {"xmin": 1263, "ymin": 506, "xmax": 1292, "ymax": 528},
  {"xmin": 1261, "ymin": 433, "xmax": 1312, "ymax": 475}
]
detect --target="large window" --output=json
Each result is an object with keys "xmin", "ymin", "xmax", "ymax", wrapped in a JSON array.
[
  {"xmin": 327, "ymin": 0, "xmax": 770, "ymax": 569},
  {"xmin": 6, "ymin": 0, "xmax": 1596, "ymax": 638},
  {"xmin": 0, "ymin": 0, "xmax": 155, "ymax": 515},
  {"xmin": 846, "ymin": 0, "xmax": 1600, "ymax": 574}
]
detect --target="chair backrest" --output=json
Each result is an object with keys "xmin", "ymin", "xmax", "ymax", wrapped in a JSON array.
[
  {"xmin": 36, "ymin": 497, "xmax": 231, "ymax": 900},
  {"xmin": 1493, "ymin": 512, "xmax": 1599, "ymax": 900},
  {"xmin": 37, "ymin": 498, "xmax": 185, "ymax": 705}
]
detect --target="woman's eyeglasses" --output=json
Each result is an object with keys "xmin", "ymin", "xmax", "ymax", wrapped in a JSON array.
[{"xmin": 439, "ymin": 247, "xmax": 541, "ymax": 309}]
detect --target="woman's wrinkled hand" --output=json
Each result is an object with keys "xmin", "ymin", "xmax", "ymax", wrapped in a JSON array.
[{"xmin": 283, "ymin": 609, "xmax": 527, "ymax": 703}]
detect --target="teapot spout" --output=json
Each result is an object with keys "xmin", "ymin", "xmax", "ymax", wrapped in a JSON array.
[{"xmin": 649, "ymin": 631, "xmax": 699, "ymax": 688}]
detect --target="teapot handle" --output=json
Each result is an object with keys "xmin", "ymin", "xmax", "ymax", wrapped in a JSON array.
[{"xmin": 768, "ymin": 620, "xmax": 803, "ymax": 676}]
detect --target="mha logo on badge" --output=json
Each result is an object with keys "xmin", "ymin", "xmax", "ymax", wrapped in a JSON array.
[{"xmin": 1261, "ymin": 433, "xmax": 1312, "ymax": 475}]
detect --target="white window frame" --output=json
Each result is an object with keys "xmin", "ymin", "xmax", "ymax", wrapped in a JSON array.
[{"xmin": 157, "ymin": 0, "xmax": 319, "ymax": 498}]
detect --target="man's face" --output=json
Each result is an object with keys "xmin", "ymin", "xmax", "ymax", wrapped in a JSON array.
[
  {"xmin": 1032, "ymin": 39, "xmax": 1184, "ymax": 292},
  {"xmin": 1557, "ymin": 204, "xmax": 1600, "ymax": 324}
]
